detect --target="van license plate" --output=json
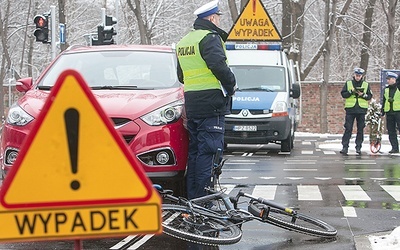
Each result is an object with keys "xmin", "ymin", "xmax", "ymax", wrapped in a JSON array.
[{"xmin": 233, "ymin": 125, "xmax": 257, "ymax": 131}]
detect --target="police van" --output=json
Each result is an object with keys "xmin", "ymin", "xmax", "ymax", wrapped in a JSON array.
[
  {"xmin": 224, "ymin": 44, "xmax": 301, "ymax": 152},
  {"xmin": 223, "ymin": 0, "xmax": 301, "ymax": 152}
]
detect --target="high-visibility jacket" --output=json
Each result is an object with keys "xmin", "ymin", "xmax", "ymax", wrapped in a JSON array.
[
  {"xmin": 176, "ymin": 30, "xmax": 223, "ymax": 92},
  {"xmin": 384, "ymin": 87, "xmax": 400, "ymax": 112},
  {"xmin": 345, "ymin": 81, "xmax": 369, "ymax": 108}
]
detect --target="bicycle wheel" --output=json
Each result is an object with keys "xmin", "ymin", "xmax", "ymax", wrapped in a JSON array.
[
  {"xmin": 162, "ymin": 204, "xmax": 242, "ymax": 246},
  {"xmin": 248, "ymin": 201, "xmax": 337, "ymax": 238},
  {"xmin": 370, "ymin": 141, "xmax": 381, "ymax": 153}
]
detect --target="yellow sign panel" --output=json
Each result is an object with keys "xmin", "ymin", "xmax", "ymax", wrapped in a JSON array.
[
  {"xmin": 0, "ymin": 203, "xmax": 161, "ymax": 242},
  {"xmin": 227, "ymin": 0, "xmax": 282, "ymax": 41},
  {"xmin": 0, "ymin": 69, "xmax": 162, "ymax": 241}
]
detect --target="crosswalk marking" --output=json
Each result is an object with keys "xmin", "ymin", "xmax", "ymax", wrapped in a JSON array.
[
  {"xmin": 380, "ymin": 185, "xmax": 400, "ymax": 201},
  {"xmin": 251, "ymin": 185, "xmax": 277, "ymax": 200},
  {"xmin": 298, "ymin": 185, "xmax": 322, "ymax": 200},
  {"xmin": 338, "ymin": 185, "xmax": 371, "ymax": 201},
  {"xmin": 222, "ymin": 184, "xmax": 399, "ymax": 203},
  {"xmin": 342, "ymin": 206, "xmax": 357, "ymax": 217}
]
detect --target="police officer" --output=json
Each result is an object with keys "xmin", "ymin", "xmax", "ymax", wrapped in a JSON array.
[
  {"xmin": 382, "ymin": 72, "xmax": 400, "ymax": 153},
  {"xmin": 340, "ymin": 67, "xmax": 372, "ymax": 156},
  {"xmin": 176, "ymin": 0, "xmax": 236, "ymax": 199}
]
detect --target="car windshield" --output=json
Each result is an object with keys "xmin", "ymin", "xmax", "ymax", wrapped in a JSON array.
[
  {"xmin": 230, "ymin": 65, "xmax": 286, "ymax": 92},
  {"xmin": 38, "ymin": 50, "xmax": 180, "ymax": 89}
]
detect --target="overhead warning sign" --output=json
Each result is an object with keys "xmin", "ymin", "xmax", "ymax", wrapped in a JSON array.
[
  {"xmin": 227, "ymin": 0, "xmax": 282, "ymax": 41},
  {"xmin": 0, "ymin": 69, "xmax": 162, "ymax": 242}
]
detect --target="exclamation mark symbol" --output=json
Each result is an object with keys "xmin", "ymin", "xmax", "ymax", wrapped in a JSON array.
[
  {"xmin": 252, "ymin": 0, "xmax": 256, "ymax": 16},
  {"xmin": 64, "ymin": 108, "xmax": 80, "ymax": 191}
]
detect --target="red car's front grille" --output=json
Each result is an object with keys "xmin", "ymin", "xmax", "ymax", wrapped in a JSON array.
[
  {"xmin": 111, "ymin": 118, "xmax": 135, "ymax": 144},
  {"xmin": 111, "ymin": 117, "xmax": 131, "ymax": 126}
]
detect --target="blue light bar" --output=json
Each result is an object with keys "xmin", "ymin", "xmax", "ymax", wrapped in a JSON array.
[{"xmin": 225, "ymin": 44, "xmax": 281, "ymax": 51}]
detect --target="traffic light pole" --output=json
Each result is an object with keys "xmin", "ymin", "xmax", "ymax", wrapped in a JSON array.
[{"xmin": 51, "ymin": 5, "xmax": 56, "ymax": 60}]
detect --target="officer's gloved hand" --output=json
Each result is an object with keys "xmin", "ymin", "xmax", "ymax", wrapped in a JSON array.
[{"xmin": 388, "ymin": 97, "xmax": 394, "ymax": 103}]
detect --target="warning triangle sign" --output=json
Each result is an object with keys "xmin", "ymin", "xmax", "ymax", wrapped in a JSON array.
[
  {"xmin": 0, "ymin": 69, "xmax": 154, "ymax": 209},
  {"xmin": 227, "ymin": 0, "xmax": 282, "ymax": 41}
]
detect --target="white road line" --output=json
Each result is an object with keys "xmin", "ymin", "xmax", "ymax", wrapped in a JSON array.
[
  {"xmin": 231, "ymin": 177, "xmax": 248, "ymax": 180},
  {"xmin": 342, "ymin": 206, "xmax": 357, "ymax": 217},
  {"xmin": 283, "ymin": 168, "xmax": 317, "ymax": 171},
  {"xmin": 343, "ymin": 177, "xmax": 361, "ymax": 180},
  {"xmin": 302, "ymin": 141, "xmax": 312, "ymax": 145},
  {"xmin": 348, "ymin": 169, "xmax": 384, "ymax": 172},
  {"xmin": 284, "ymin": 161, "xmax": 316, "ymax": 165},
  {"xmin": 338, "ymin": 185, "xmax": 371, "ymax": 201},
  {"xmin": 314, "ymin": 177, "xmax": 332, "ymax": 180},
  {"xmin": 323, "ymin": 151, "xmax": 336, "ymax": 155},
  {"xmin": 259, "ymin": 176, "xmax": 276, "ymax": 180},
  {"xmin": 298, "ymin": 185, "xmax": 322, "ymax": 200},
  {"xmin": 301, "ymin": 150, "xmax": 313, "ymax": 154},
  {"xmin": 252, "ymin": 185, "xmax": 277, "ymax": 200},
  {"xmin": 344, "ymin": 160, "xmax": 376, "ymax": 165},
  {"xmin": 380, "ymin": 185, "xmax": 400, "ymax": 201},
  {"xmin": 110, "ymin": 236, "xmax": 136, "ymax": 249},
  {"xmin": 127, "ymin": 235, "xmax": 155, "ymax": 249},
  {"xmin": 285, "ymin": 177, "xmax": 304, "ymax": 180}
]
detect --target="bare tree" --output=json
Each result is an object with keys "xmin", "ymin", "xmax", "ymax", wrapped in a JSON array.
[
  {"xmin": 360, "ymin": 0, "xmax": 377, "ymax": 72},
  {"xmin": 321, "ymin": 0, "xmax": 337, "ymax": 133},
  {"xmin": 380, "ymin": 0, "xmax": 398, "ymax": 69},
  {"xmin": 282, "ymin": 0, "xmax": 307, "ymax": 69}
]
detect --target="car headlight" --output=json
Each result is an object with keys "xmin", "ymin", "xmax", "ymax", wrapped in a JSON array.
[
  {"xmin": 6, "ymin": 103, "xmax": 34, "ymax": 126},
  {"xmin": 141, "ymin": 99, "xmax": 184, "ymax": 126}
]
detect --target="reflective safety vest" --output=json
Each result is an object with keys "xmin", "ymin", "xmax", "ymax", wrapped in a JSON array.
[
  {"xmin": 384, "ymin": 87, "xmax": 400, "ymax": 112},
  {"xmin": 176, "ymin": 30, "xmax": 223, "ymax": 92},
  {"xmin": 345, "ymin": 81, "xmax": 369, "ymax": 108}
]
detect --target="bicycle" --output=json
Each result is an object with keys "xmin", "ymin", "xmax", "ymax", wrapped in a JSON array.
[{"xmin": 154, "ymin": 149, "xmax": 337, "ymax": 246}]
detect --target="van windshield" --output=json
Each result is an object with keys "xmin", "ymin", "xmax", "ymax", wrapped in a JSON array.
[{"xmin": 230, "ymin": 66, "xmax": 286, "ymax": 92}]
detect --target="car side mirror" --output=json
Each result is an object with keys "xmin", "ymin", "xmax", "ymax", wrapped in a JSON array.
[
  {"xmin": 16, "ymin": 77, "xmax": 33, "ymax": 93},
  {"xmin": 290, "ymin": 83, "xmax": 301, "ymax": 99}
]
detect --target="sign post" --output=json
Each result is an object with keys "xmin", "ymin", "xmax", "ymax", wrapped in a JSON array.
[{"xmin": 0, "ymin": 70, "xmax": 162, "ymax": 245}]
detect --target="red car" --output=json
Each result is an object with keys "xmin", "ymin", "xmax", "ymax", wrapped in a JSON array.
[{"xmin": 0, "ymin": 45, "xmax": 188, "ymax": 195}]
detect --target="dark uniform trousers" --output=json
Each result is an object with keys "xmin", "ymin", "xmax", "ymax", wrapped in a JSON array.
[
  {"xmin": 186, "ymin": 115, "xmax": 224, "ymax": 199},
  {"xmin": 386, "ymin": 112, "xmax": 400, "ymax": 151},
  {"xmin": 342, "ymin": 113, "xmax": 365, "ymax": 150}
]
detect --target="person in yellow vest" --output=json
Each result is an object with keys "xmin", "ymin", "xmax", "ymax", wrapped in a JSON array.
[
  {"xmin": 381, "ymin": 72, "xmax": 400, "ymax": 153},
  {"xmin": 340, "ymin": 67, "xmax": 373, "ymax": 156},
  {"xmin": 176, "ymin": 0, "xmax": 236, "ymax": 199}
]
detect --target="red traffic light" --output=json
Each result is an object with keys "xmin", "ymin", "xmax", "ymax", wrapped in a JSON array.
[{"xmin": 34, "ymin": 15, "xmax": 47, "ymax": 28}]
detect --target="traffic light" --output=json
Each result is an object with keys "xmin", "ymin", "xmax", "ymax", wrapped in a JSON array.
[
  {"xmin": 33, "ymin": 14, "xmax": 49, "ymax": 43},
  {"xmin": 105, "ymin": 15, "xmax": 117, "ymax": 26},
  {"xmin": 92, "ymin": 15, "xmax": 117, "ymax": 46}
]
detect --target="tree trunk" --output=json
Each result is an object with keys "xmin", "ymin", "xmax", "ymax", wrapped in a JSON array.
[
  {"xmin": 321, "ymin": 0, "xmax": 337, "ymax": 133},
  {"xmin": 227, "ymin": 0, "xmax": 239, "ymax": 23},
  {"xmin": 127, "ymin": 0, "xmax": 149, "ymax": 45},
  {"xmin": 303, "ymin": 0, "xmax": 352, "ymax": 80},
  {"xmin": 360, "ymin": 0, "xmax": 376, "ymax": 73},
  {"xmin": 381, "ymin": 0, "xmax": 397, "ymax": 69}
]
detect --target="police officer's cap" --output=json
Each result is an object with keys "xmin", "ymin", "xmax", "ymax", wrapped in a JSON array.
[
  {"xmin": 386, "ymin": 72, "xmax": 398, "ymax": 79},
  {"xmin": 194, "ymin": 0, "xmax": 222, "ymax": 19},
  {"xmin": 354, "ymin": 67, "xmax": 365, "ymax": 75}
]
